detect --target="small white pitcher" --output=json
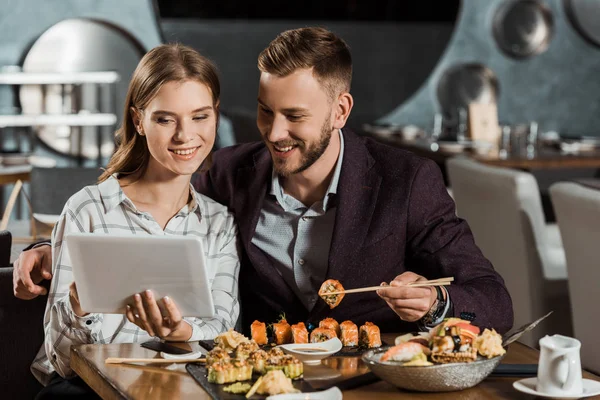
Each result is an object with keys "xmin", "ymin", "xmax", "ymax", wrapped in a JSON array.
[{"xmin": 537, "ymin": 335, "xmax": 583, "ymax": 396}]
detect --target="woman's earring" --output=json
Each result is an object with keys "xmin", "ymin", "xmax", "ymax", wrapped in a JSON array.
[{"xmin": 138, "ymin": 129, "xmax": 145, "ymax": 136}]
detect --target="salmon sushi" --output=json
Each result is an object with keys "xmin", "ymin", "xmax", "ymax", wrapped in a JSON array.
[
  {"xmin": 319, "ymin": 318, "xmax": 340, "ymax": 337},
  {"xmin": 251, "ymin": 320, "xmax": 268, "ymax": 345},
  {"xmin": 273, "ymin": 319, "xmax": 293, "ymax": 345},
  {"xmin": 310, "ymin": 327, "xmax": 337, "ymax": 343},
  {"xmin": 339, "ymin": 320, "xmax": 358, "ymax": 347},
  {"xmin": 380, "ymin": 342, "xmax": 432, "ymax": 366},
  {"xmin": 318, "ymin": 279, "xmax": 345, "ymax": 309},
  {"xmin": 359, "ymin": 322, "xmax": 382, "ymax": 348},
  {"xmin": 291, "ymin": 322, "xmax": 309, "ymax": 344}
]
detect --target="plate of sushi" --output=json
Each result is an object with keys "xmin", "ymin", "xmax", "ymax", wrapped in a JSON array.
[
  {"xmin": 249, "ymin": 316, "xmax": 383, "ymax": 356},
  {"xmin": 362, "ymin": 318, "xmax": 506, "ymax": 392}
]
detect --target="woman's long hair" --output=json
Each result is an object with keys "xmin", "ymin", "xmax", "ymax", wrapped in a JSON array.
[{"xmin": 98, "ymin": 43, "xmax": 220, "ymax": 183}]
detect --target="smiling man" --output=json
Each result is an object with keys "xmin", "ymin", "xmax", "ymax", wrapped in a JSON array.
[
  {"xmin": 197, "ymin": 27, "xmax": 514, "ymax": 334},
  {"xmin": 14, "ymin": 27, "xmax": 513, "ymax": 335}
]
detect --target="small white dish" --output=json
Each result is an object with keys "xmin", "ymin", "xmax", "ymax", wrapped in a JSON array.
[
  {"xmin": 513, "ymin": 377, "xmax": 600, "ymax": 399},
  {"xmin": 266, "ymin": 386, "xmax": 342, "ymax": 400},
  {"xmin": 279, "ymin": 338, "xmax": 342, "ymax": 365},
  {"xmin": 32, "ymin": 213, "xmax": 60, "ymax": 226},
  {"xmin": 28, "ymin": 155, "xmax": 57, "ymax": 168},
  {"xmin": 2, "ymin": 153, "xmax": 31, "ymax": 165},
  {"xmin": 160, "ymin": 349, "xmax": 205, "ymax": 360}
]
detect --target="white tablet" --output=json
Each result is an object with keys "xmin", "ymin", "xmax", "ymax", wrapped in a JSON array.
[{"xmin": 65, "ymin": 233, "xmax": 215, "ymax": 318}]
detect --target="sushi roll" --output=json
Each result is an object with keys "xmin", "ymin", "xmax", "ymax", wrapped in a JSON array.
[
  {"xmin": 235, "ymin": 340, "xmax": 260, "ymax": 360},
  {"xmin": 318, "ymin": 279, "xmax": 345, "ymax": 309},
  {"xmin": 339, "ymin": 320, "xmax": 358, "ymax": 347},
  {"xmin": 273, "ymin": 319, "xmax": 293, "ymax": 345},
  {"xmin": 207, "ymin": 359, "xmax": 253, "ymax": 384},
  {"xmin": 265, "ymin": 354, "xmax": 304, "ymax": 380},
  {"xmin": 310, "ymin": 327, "xmax": 337, "ymax": 343},
  {"xmin": 248, "ymin": 349, "xmax": 269, "ymax": 374},
  {"xmin": 206, "ymin": 346, "xmax": 230, "ymax": 366},
  {"xmin": 268, "ymin": 347, "xmax": 285, "ymax": 357},
  {"xmin": 251, "ymin": 320, "xmax": 268, "ymax": 345},
  {"xmin": 291, "ymin": 322, "xmax": 309, "ymax": 344},
  {"xmin": 319, "ymin": 318, "xmax": 340, "ymax": 337},
  {"xmin": 380, "ymin": 342, "xmax": 432, "ymax": 366},
  {"xmin": 359, "ymin": 322, "xmax": 382, "ymax": 348}
]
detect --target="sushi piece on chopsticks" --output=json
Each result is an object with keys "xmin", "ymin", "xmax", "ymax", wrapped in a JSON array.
[{"xmin": 318, "ymin": 279, "xmax": 345, "ymax": 309}]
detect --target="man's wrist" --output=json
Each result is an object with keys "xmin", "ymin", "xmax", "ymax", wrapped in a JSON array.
[{"xmin": 421, "ymin": 286, "xmax": 447, "ymax": 326}]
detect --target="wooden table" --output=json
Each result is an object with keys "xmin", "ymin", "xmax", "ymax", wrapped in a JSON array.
[
  {"xmin": 70, "ymin": 334, "xmax": 600, "ymax": 400},
  {"xmin": 372, "ymin": 136, "xmax": 600, "ymax": 170},
  {"xmin": 0, "ymin": 165, "xmax": 31, "ymax": 185}
]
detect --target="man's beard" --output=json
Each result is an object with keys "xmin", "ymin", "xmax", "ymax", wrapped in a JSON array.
[{"xmin": 272, "ymin": 117, "xmax": 333, "ymax": 177}]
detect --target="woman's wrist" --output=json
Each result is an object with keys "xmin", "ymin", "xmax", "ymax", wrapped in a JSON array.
[{"xmin": 164, "ymin": 321, "xmax": 192, "ymax": 342}]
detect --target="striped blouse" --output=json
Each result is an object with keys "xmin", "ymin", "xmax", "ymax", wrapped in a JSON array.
[{"xmin": 31, "ymin": 175, "xmax": 240, "ymax": 384}]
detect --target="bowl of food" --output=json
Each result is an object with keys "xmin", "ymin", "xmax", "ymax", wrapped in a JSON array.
[{"xmin": 362, "ymin": 319, "xmax": 506, "ymax": 392}]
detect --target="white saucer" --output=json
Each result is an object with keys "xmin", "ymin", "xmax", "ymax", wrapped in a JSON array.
[
  {"xmin": 513, "ymin": 377, "xmax": 600, "ymax": 399},
  {"xmin": 266, "ymin": 386, "xmax": 342, "ymax": 400},
  {"xmin": 160, "ymin": 349, "xmax": 205, "ymax": 360}
]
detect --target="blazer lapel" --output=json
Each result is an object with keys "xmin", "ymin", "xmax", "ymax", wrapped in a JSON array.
[
  {"xmin": 326, "ymin": 130, "xmax": 382, "ymax": 285},
  {"xmin": 234, "ymin": 148, "xmax": 298, "ymax": 304}
]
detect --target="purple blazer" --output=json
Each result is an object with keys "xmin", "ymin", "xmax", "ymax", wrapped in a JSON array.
[{"xmin": 195, "ymin": 129, "xmax": 514, "ymax": 334}]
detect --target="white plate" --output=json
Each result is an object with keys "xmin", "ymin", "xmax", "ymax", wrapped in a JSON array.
[
  {"xmin": 279, "ymin": 338, "xmax": 342, "ymax": 365},
  {"xmin": 513, "ymin": 377, "xmax": 600, "ymax": 399},
  {"xmin": 266, "ymin": 386, "xmax": 342, "ymax": 400}
]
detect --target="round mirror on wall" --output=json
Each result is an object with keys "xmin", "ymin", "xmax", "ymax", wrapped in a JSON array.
[
  {"xmin": 492, "ymin": 0, "xmax": 554, "ymax": 59},
  {"xmin": 19, "ymin": 18, "xmax": 145, "ymax": 161},
  {"xmin": 436, "ymin": 63, "xmax": 499, "ymax": 122},
  {"xmin": 564, "ymin": 0, "xmax": 600, "ymax": 48}
]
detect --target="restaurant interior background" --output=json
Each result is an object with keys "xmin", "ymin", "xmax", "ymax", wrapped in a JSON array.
[{"xmin": 2, "ymin": 0, "xmax": 600, "ymax": 396}]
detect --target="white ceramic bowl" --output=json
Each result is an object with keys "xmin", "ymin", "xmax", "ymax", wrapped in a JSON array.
[{"xmin": 279, "ymin": 338, "xmax": 342, "ymax": 365}]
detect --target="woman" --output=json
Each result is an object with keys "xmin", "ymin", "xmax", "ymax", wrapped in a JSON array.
[{"xmin": 31, "ymin": 44, "xmax": 240, "ymax": 397}]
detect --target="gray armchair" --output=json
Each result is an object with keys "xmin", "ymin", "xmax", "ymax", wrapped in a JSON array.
[
  {"xmin": 550, "ymin": 182, "xmax": 600, "ymax": 374},
  {"xmin": 30, "ymin": 167, "xmax": 102, "ymax": 215},
  {"xmin": 447, "ymin": 157, "xmax": 572, "ymax": 348}
]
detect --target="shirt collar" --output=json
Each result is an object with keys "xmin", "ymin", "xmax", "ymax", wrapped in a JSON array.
[
  {"xmin": 270, "ymin": 129, "xmax": 345, "ymax": 212},
  {"xmin": 98, "ymin": 174, "xmax": 199, "ymax": 215}
]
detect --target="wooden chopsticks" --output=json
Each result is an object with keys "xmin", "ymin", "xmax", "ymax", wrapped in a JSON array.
[
  {"xmin": 323, "ymin": 277, "xmax": 454, "ymax": 296},
  {"xmin": 105, "ymin": 357, "xmax": 205, "ymax": 365}
]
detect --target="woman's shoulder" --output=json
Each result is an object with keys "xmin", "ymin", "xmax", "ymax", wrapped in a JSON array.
[
  {"xmin": 191, "ymin": 189, "xmax": 235, "ymax": 224},
  {"xmin": 64, "ymin": 184, "xmax": 102, "ymax": 209}
]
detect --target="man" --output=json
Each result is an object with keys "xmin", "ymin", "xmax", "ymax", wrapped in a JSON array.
[{"xmin": 14, "ymin": 27, "xmax": 513, "ymax": 335}]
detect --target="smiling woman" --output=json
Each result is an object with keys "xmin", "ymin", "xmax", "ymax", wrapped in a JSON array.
[{"xmin": 31, "ymin": 44, "xmax": 241, "ymax": 398}]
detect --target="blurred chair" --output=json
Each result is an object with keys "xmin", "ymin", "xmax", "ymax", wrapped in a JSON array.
[
  {"xmin": 0, "ymin": 266, "xmax": 46, "ymax": 398},
  {"xmin": 446, "ymin": 157, "xmax": 572, "ymax": 348},
  {"xmin": 550, "ymin": 182, "xmax": 600, "ymax": 374},
  {"xmin": 0, "ymin": 230, "xmax": 11, "ymax": 267},
  {"xmin": 29, "ymin": 167, "xmax": 102, "ymax": 215}
]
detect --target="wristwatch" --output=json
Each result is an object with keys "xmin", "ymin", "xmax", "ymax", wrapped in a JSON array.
[{"xmin": 421, "ymin": 286, "xmax": 447, "ymax": 326}]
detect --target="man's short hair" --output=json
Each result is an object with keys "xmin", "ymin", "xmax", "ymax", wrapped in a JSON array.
[{"xmin": 258, "ymin": 27, "xmax": 352, "ymax": 99}]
